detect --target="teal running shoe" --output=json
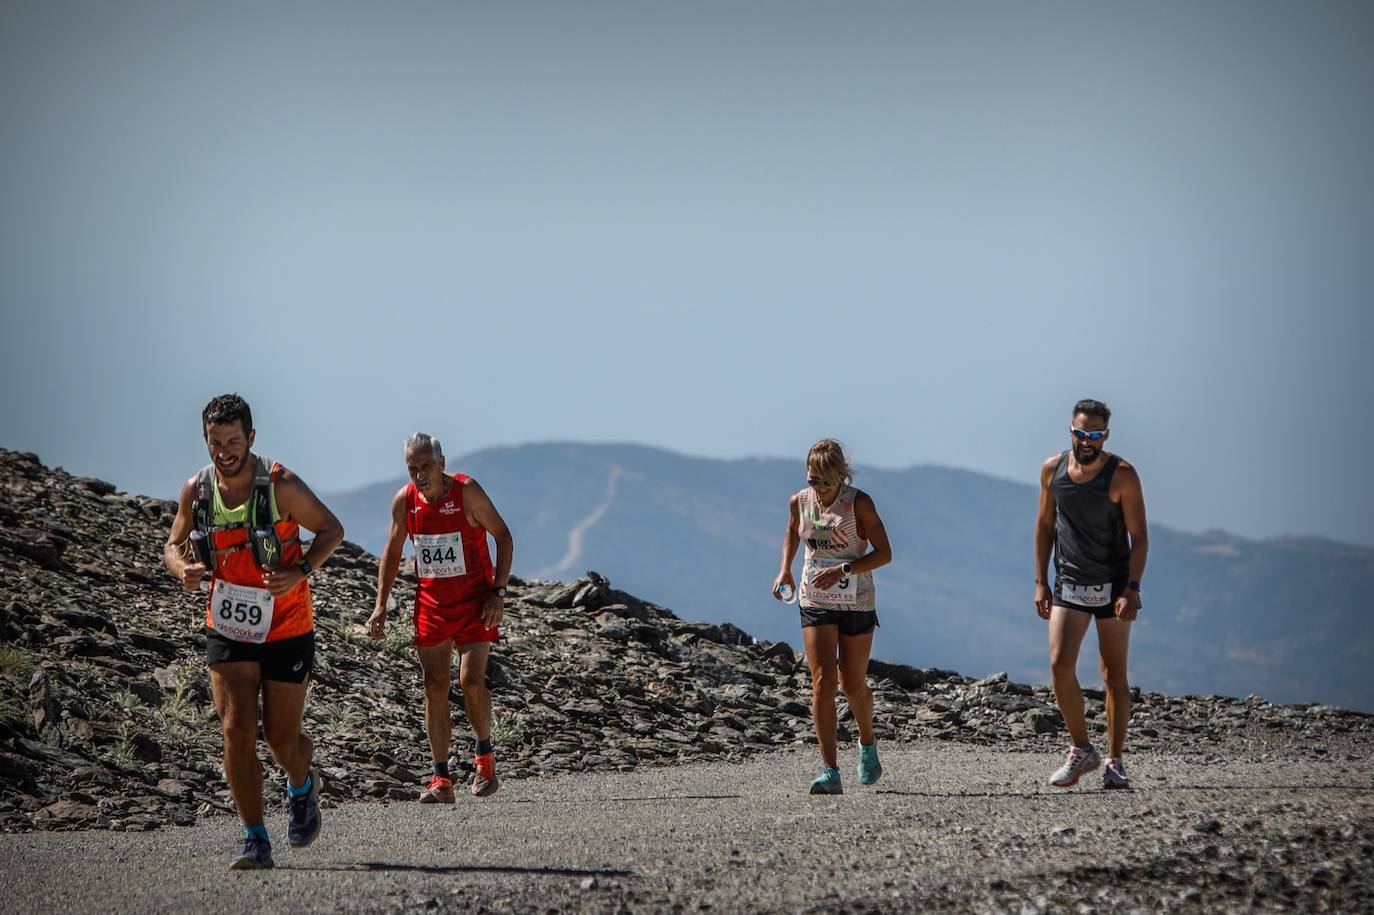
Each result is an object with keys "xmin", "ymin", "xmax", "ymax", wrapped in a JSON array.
[
  {"xmin": 857, "ymin": 742, "xmax": 882, "ymax": 785},
  {"xmin": 809, "ymin": 767, "xmax": 843, "ymax": 795}
]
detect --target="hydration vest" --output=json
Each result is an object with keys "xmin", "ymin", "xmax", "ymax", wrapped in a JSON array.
[
  {"xmin": 192, "ymin": 455, "xmax": 314, "ymax": 641},
  {"xmin": 191, "ymin": 456, "xmax": 289, "ymax": 571}
]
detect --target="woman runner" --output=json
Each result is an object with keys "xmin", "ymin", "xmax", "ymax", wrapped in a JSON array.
[{"xmin": 773, "ymin": 440, "xmax": 893, "ymax": 794}]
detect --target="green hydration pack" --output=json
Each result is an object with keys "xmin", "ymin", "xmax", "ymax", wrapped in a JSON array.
[{"xmin": 189, "ymin": 455, "xmax": 284, "ymax": 572}]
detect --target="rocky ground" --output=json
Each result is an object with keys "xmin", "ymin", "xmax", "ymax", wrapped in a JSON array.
[{"xmin": 2, "ymin": 446, "xmax": 1372, "ymax": 911}]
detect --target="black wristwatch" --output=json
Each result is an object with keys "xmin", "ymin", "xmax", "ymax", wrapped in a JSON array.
[
  {"xmin": 1127, "ymin": 580, "xmax": 1141, "ymax": 592},
  {"xmin": 298, "ymin": 560, "xmax": 313, "ymax": 577},
  {"xmin": 841, "ymin": 562, "xmax": 853, "ymax": 575},
  {"xmin": 493, "ymin": 585, "xmax": 508, "ymax": 598}
]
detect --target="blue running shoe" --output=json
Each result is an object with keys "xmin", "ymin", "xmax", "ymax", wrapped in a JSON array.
[
  {"xmin": 230, "ymin": 833, "xmax": 274, "ymax": 870},
  {"xmin": 809, "ymin": 767, "xmax": 843, "ymax": 795},
  {"xmin": 857, "ymin": 742, "xmax": 882, "ymax": 785},
  {"xmin": 286, "ymin": 768, "xmax": 321, "ymax": 848}
]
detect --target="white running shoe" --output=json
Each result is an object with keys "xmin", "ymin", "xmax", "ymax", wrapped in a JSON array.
[
  {"xmin": 1102, "ymin": 756, "xmax": 1130, "ymax": 790},
  {"xmin": 1048, "ymin": 745, "xmax": 1101, "ymax": 788}
]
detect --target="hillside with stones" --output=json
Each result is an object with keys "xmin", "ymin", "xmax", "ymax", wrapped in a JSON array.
[{"xmin": 1, "ymin": 446, "xmax": 1370, "ymax": 834}]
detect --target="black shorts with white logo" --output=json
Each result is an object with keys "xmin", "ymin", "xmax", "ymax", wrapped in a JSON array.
[
  {"xmin": 205, "ymin": 628, "xmax": 315, "ymax": 683},
  {"xmin": 799, "ymin": 606, "xmax": 879, "ymax": 637},
  {"xmin": 1053, "ymin": 579, "xmax": 1127, "ymax": 621}
]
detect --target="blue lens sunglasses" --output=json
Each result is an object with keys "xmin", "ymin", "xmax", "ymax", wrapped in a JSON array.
[{"xmin": 1070, "ymin": 427, "xmax": 1108, "ymax": 442}]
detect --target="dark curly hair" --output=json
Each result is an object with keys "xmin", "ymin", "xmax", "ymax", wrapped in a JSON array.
[
  {"xmin": 1072, "ymin": 399, "xmax": 1111, "ymax": 425},
  {"xmin": 202, "ymin": 394, "xmax": 253, "ymax": 437}
]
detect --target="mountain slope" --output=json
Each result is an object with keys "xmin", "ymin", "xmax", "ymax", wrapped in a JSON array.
[{"xmin": 327, "ymin": 443, "xmax": 1374, "ymax": 710}]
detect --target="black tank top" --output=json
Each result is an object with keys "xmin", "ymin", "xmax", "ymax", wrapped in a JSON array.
[{"xmin": 1051, "ymin": 451, "xmax": 1130, "ymax": 584}]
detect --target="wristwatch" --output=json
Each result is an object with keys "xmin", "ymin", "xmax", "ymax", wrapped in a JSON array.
[
  {"xmin": 493, "ymin": 585, "xmax": 508, "ymax": 598},
  {"xmin": 298, "ymin": 560, "xmax": 313, "ymax": 577},
  {"xmin": 841, "ymin": 562, "xmax": 853, "ymax": 575},
  {"xmin": 1127, "ymin": 580, "xmax": 1141, "ymax": 592}
]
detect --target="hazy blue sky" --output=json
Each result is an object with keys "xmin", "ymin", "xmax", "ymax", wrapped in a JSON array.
[{"xmin": 2, "ymin": 1, "xmax": 1371, "ymax": 545}]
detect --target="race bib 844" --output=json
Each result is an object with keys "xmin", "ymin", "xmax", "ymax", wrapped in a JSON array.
[{"xmin": 413, "ymin": 532, "xmax": 468, "ymax": 578}]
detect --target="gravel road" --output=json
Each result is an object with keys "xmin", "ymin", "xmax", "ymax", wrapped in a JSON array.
[{"xmin": 4, "ymin": 742, "xmax": 1372, "ymax": 914}]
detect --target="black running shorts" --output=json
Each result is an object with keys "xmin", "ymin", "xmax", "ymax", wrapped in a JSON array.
[
  {"xmin": 1053, "ymin": 578, "xmax": 1127, "ymax": 621},
  {"xmin": 205, "ymin": 628, "xmax": 315, "ymax": 683},
  {"xmin": 799, "ymin": 606, "xmax": 879, "ymax": 637}
]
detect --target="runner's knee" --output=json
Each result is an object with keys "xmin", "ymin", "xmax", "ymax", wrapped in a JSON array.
[
  {"xmin": 839, "ymin": 670, "xmax": 869, "ymax": 697},
  {"xmin": 811, "ymin": 666, "xmax": 838, "ymax": 695},
  {"xmin": 457, "ymin": 666, "xmax": 485, "ymax": 693},
  {"xmin": 262, "ymin": 717, "xmax": 302, "ymax": 751},
  {"xmin": 1100, "ymin": 662, "xmax": 1129, "ymax": 691},
  {"xmin": 1049, "ymin": 653, "xmax": 1078, "ymax": 681}
]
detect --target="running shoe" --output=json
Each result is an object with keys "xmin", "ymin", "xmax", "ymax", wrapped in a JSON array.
[
  {"xmin": 857, "ymin": 743, "xmax": 882, "ymax": 786},
  {"xmin": 419, "ymin": 775, "xmax": 456, "ymax": 804},
  {"xmin": 229, "ymin": 833, "xmax": 275, "ymax": 870},
  {"xmin": 286, "ymin": 768, "xmax": 321, "ymax": 847},
  {"xmin": 1048, "ymin": 745, "xmax": 1101, "ymax": 788},
  {"xmin": 471, "ymin": 753, "xmax": 500, "ymax": 797},
  {"xmin": 809, "ymin": 767, "xmax": 843, "ymax": 795},
  {"xmin": 1102, "ymin": 756, "xmax": 1131, "ymax": 790}
]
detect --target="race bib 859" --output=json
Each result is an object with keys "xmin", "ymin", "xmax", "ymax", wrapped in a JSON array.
[{"xmin": 211, "ymin": 579, "xmax": 275, "ymax": 643}]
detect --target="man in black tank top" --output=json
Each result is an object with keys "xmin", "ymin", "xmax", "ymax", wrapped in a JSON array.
[{"xmin": 1034, "ymin": 399, "xmax": 1149, "ymax": 790}]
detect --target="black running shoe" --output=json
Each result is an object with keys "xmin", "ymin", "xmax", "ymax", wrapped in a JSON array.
[
  {"xmin": 286, "ymin": 768, "xmax": 321, "ymax": 848},
  {"xmin": 230, "ymin": 833, "xmax": 274, "ymax": 870}
]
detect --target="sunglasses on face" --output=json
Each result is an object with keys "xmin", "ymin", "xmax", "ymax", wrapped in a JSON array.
[
  {"xmin": 807, "ymin": 477, "xmax": 836, "ymax": 487},
  {"xmin": 1070, "ymin": 428, "xmax": 1108, "ymax": 442}
]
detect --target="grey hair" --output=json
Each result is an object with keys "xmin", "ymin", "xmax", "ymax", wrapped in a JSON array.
[{"xmin": 403, "ymin": 431, "xmax": 443, "ymax": 459}]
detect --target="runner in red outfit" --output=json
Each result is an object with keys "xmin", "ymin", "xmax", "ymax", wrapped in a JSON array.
[{"xmin": 368, "ymin": 432, "xmax": 513, "ymax": 801}]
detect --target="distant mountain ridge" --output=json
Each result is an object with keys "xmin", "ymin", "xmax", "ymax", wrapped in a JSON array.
[{"xmin": 325, "ymin": 442, "xmax": 1374, "ymax": 711}]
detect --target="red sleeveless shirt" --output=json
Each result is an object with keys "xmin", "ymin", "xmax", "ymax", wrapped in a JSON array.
[{"xmin": 406, "ymin": 474, "xmax": 494, "ymax": 614}]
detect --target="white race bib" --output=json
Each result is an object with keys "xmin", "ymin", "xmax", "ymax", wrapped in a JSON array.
[
  {"xmin": 1061, "ymin": 581, "xmax": 1112, "ymax": 608},
  {"xmin": 805, "ymin": 558, "xmax": 859, "ymax": 609},
  {"xmin": 211, "ymin": 579, "xmax": 275, "ymax": 643},
  {"xmin": 413, "ymin": 532, "xmax": 468, "ymax": 578}
]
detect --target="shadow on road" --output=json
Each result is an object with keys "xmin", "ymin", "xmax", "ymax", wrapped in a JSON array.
[
  {"xmin": 283, "ymin": 862, "xmax": 634, "ymax": 878},
  {"xmin": 508, "ymin": 794, "xmax": 744, "ymax": 804},
  {"xmin": 877, "ymin": 784, "xmax": 1374, "ymax": 798}
]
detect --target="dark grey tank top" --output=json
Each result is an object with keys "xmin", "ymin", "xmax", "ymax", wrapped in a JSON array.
[{"xmin": 1051, "ymin": 451, "xmax": 1130, "ymax": 584}]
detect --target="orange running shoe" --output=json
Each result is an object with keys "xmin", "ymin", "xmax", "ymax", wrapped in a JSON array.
[
  {"xmin": 419, "ymin": 775, "xmax": 455, "ymax": 804},
  {"xmin": 471, "ymin": 752, "xmax": 499, "ymax": 797}
]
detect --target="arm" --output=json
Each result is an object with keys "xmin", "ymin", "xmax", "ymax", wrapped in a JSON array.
[
  {"xmin": 162, "ymin": 476, "xmax": 206, "ymax": 591},
  {"xmin": 1034, "ymin": 456, "xmax": 1059, "ymax": 619},
  {"xmin": 463, "ymin": 478, "xmax": 514, "ymax": 629},
  {"xmin": 367, "ymin": 489, "xmax": 410, "ymax": 639},
  {"xmin": 850, "ymin": 492, "xmax": 891, "ymax": 573},
  {"xmin": 1113, "ymin": 463, "xmax": 1149, "ymax": 622},
  {"xmin": 263, "ymin": 467, "xmax": 345, "ymax": 596},
  {"xmin": 772, "ymin": 495, "xmax": 801, "ymax": 597}
]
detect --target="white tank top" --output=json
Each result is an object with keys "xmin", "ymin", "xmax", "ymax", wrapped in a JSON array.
[{"xmin": 796, "ymin": 485, "xmax": 876, "ymax": 611}]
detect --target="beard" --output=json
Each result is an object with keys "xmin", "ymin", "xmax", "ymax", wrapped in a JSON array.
[
  {"xmin": 1074, "ymin": 444, "xmax": 1101, "ymax": 465},
  {"xmin": 215, "ymin": 451, "xmax": 250, "ymax": 478}
]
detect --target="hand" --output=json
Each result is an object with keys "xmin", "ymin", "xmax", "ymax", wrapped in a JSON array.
[
  {"xmin": 772, "ymin": 571, "xmax": 795, "ymax": 599},
  {"xmin": 481, "ymin": 591, "xmax": 504, "ymax": 630},
  {"xmin": 366, "ymin": 606, "xmax": 387, "ymax": 641},
  {"xmin": 261, "ymin": 564, "xmax": 305, "ymax": 596},
  {"xmin": 181, "ymin": 562, "xmax": 206, "ymax": 591},
  {"xmin": 811, "ymin": 566, "xmax": 847, "ymax": 590},
  {"xmin": 1114, "ymin": 589, "xmax": 1141, "ymax": 622},
  {"xmin": 1035, "ymin": 582, "xmax": 1053, "ymax": 620}
]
